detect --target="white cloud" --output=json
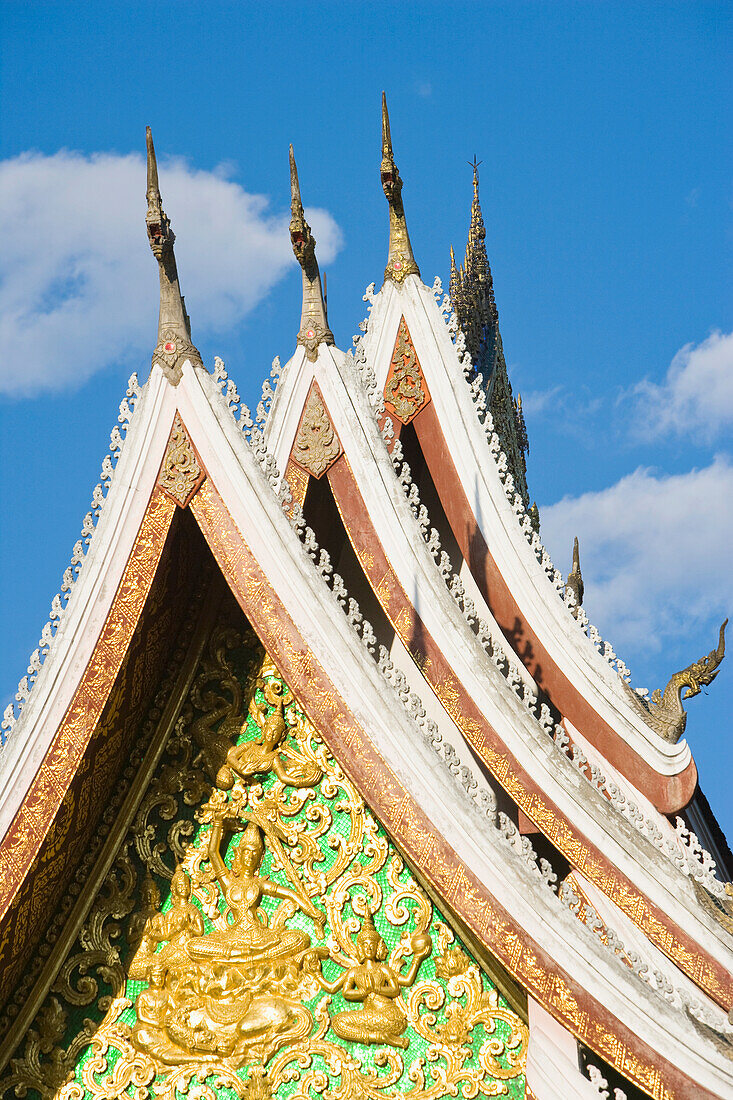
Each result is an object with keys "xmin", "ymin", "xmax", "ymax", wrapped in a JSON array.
[
  {"xmin": 518, "ymin": 385, "xmax": 565, "ymax": 419},
  {"xmin": 630, "ymin": 330, "xmax": 733, "ymax": 440},
  {"xmin": 0, "ymin": 150, "xmax": 342, "ymax": 396},
  {"xmin": 540, "ymin": 455, "xmax": 733, "ymax": 655}
]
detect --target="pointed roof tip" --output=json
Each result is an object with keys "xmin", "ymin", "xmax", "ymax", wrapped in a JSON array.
[
  {"xmin": 287, "ymin": 146, "xmax": 333, "ymax": 357},
  {"xmin": 382, "ymin": 90, "xmax": 392, "ymax": 154},
  {"xmin": 289, "ymin": 143, "xmax": 303, "ymax": 212},
  {"xmin": 380, "ymin": 93, "xmax": 419, "ymax": 286},
  {"xmin": 572, "ymin": 535, "xmax": 581, "ymax": 571},
  {"xmin": 470, "ymin": 155, "xmax": 481, "ymax": 195},
  {"xmin": 146, "ymin": 125, "xmax": 159, "ymax": 195}
]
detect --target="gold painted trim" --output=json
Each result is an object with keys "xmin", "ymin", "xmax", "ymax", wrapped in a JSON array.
[
  {"xmin": 0, "ymin": 572, "xmax": 224, "ymax": 1075},
  {"xmin": 325, "ymin": 457, "xmax": 730, "ymax": 1010},
  {"xmin": 0, "ymin": 489, "xmax": 177, "ymax": 928},
  {"xmin": 188, "ymin": 479, "xmax": 692, "ymax": 1100}
]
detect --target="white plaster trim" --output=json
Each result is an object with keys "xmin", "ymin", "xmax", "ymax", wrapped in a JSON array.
[
  {"xmin": 264, "ymin": 345, "xmax": 316, "ymax": 472},
  {"xmin": 526, "ymin": 999, "xmax": 601, "ymax": 1100},
  {"xmin": 301, "ymin": 344, "xmax": 733, "ymax": 975},
  {"xmin": 173, "ymin": 362, "xmax": 733, "ymax": 1095},
  {"xmin": 361, "ymin": 279, "xmax": 690, "ymax": 776},
  {"xmin": 0, "ymin": 368, "xmax": 179, "ymax": 838}
]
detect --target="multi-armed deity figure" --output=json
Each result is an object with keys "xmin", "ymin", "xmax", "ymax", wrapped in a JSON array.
[{"xmin": 314, "ymin": 909, "xmax": 432, "ymax": 1049}]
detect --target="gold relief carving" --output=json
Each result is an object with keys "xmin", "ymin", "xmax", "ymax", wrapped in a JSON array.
[
  {"xmin": 291, "ymin": 385, "xmax": 342, "ymax": 479},
  {"xmin": 383, "ymin": 317, "xmax": 429, "ymax": 425},
  {"xmin": 623, "ymin": 620, "xmax": 727, "ymax": 744},
  {"xmin": 283, "ymin": 460, "xmax": 309, "ymax": 513},
  {"xmin": 0, "ymin": 490, "xmax": 175, "ymax": 930},
  {"xmin": 185, "ymin": 482, "xmax": 711, "ymax": 1093},
  {"xmin": 313, "ymin": 908, "xmax": 431, "ymax": 1049},
  {"xmin": 158, "ymin": 413, "xmax": 205, "ymax": 507},
  {"xmin": 5, "ymin": 638, "xmax": 530, "ymax": 1100}
]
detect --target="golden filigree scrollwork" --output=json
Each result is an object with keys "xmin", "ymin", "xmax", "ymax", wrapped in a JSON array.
[
  {"xmin": 158, "ymin": 413, "xmax": 204, "ymax": 507},
  {"xmin": 291, "ymin": 386, "xmax": 342, "ymax": 479},
  {"xmin": 4, "ymin": 624, "xmax": 527, "ymax": 1100},
  {"xmin": 624, "ymin": 619, "xmax": 727, "ymax": 743},
  {"xmin": 384, "ymin": 317, "xmax": 429, "ymax": 425}
]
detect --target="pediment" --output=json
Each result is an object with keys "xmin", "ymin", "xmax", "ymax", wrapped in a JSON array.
[
  {"xmin": 1, "ymin": 362, "xmax": 729, "ymax": 1098},
  {"xmin": 0, "ymin": 584, "xmax": 529, "ymax": 1098}
]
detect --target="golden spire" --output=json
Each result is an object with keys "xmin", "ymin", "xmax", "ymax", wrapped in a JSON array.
[
  {"xmin": 145, "ymin": 127, "xmax": 201, "ymax": 384},
  {"xmin": 464, "ymin": 157, "xmax": 491, "ymax": 295},
  {"xmin": 289, "ymin": 145, "xmax": 334, "ymax": 362},
  {"xmin": 381, "ymin": 92, "xmax": 420, "ymax": 286},
  {"xmin": 564, "ymin": 536, "xmax": 584, "ymax": 615}
]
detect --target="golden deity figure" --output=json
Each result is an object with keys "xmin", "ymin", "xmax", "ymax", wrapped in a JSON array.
[
  {"xmin": 132, "ymin": 960, "xmax": 217, "ymax": 1067},
  {"xmin": 129, "ymin": 804, "xmax": 325, "ymax": 1068},
  {"xmin": 316, "ymin": 910, "xmax": 432, "ymax": 1049},
  {"xmin": 216, "ymin": 677, "xmax": 321, "ymax": 792},
  {"xmin": 186, "ymin": 808, "xmax": 323, "ymax": 966},
  {"xmin": 128, "ymin": 866, "xmax": 204, "ymax": 982}
]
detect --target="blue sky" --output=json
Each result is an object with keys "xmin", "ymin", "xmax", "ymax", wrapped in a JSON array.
[{"xmin": 1, "ymin": 3, "xmax": 731, "ymax": 838}]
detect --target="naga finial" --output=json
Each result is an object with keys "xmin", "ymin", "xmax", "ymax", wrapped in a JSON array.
[
  {"xmin": 625, "ymin": 620, "xmax": 727, "ymax": 743},
  {"xmin": 145, "ymin": 127, "xmax": 201, "ymax": 384},
  {"xmin": 289, "ymin": 145, "xmax": 333, "ymax": 362},
  {"xmin": 564, "ymin": 536, "xmax": 584, "ymax": 616},
  {"xmin": 381, "ymin": 92, "xmax": 420, "ymax": 286}
]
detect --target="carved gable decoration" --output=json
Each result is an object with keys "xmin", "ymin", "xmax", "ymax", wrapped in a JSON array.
[
  {"xmin": 291, "ymin": 384, "xmax": 342, "ymax": 479},
  {"xmin": 383, "ymin": 317, "xmax": 430, "ymax": 425},
  {"xmin": 158, "ymin": 413, "xmax": 206, "ymax": 507},
  {"xmin": 2, "ymin": 595, "xmax": 528, "ymax": 1100}
]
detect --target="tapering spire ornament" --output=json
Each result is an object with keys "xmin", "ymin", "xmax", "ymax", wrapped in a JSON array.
[
  {"xmin": 450, "ymin": 161, "xmax": 530, "ymax": 508},
  {"xmin": 289, "ymin": 145, "xmax": 334, "ymax": 362},
  {"xmin": 564, "ymin": 536, "xmax": 584, "ymax": 616},
  {"xmin": 452, "ymin": 159, "xmax": 498, "ymax": 369},
  {"xmin": 145, "ymin": 127, "xmax": 202, "ymax": 384},
  {"xmin": 381, "ymin": 93, "xmax": 420, "ymax": 286}
]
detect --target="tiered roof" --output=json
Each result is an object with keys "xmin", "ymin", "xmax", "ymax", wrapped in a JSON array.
[{"xmin": 0, "ymin": 103, "xmax": 731, "ymax": 1100}]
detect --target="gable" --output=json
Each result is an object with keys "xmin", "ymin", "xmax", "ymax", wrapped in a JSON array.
[{"xmin": 1, "ymin": 586, "xmax": 527, "ymax": 1099}]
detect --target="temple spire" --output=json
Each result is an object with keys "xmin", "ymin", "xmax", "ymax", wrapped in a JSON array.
[
  {"xmin": 289, "ymin": 145, "xmax": 334, "ymax": 362},
  {"xmin": 565, "ymin": 536, "xmax": 585, "ymax": 616},
  {"xmin": 145, "ymin": 127, "xmax": 201, "ymax": 384},
  {"xmin": 381, "ymin": 92, "xmax": 420, "ymax": 286},
  {"xmin": 464, "ymin": 158, "xmax": 493, "ymax": 308}
]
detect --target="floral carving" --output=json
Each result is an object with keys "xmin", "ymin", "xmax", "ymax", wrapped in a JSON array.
[
  {"xmin": 158, "ymin": 414, "xmax": 205, "ymax": 507},
  {"xmin": 2, "ymin": 612, "xmax": 527, "ymax": 1100},
  {"xmin": 291, "ymin": 386, "xmax": 342, "ymax": 479},
  {"xmin": 384, "ymin": 318, "xmax": 428, "ymax": 424}
]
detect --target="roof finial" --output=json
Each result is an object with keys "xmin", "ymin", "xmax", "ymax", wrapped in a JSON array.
[
  {"xmin": 289, "ymin": 145, "xmax": 334, "ymax": 362},
  {"xmin": 145, "ymin": 127, "xmax": 201, "ymax": 384},
  {"xmin": 381, "ymin": 92, "xmax": 420, "ymax": 286},
  {"xmin": 465, "ymin": 157, "xmax": 488, "ymax": 285},
  {"xmin": 564, "ymin": 535, "xmax": 584, "ymax": 616}
]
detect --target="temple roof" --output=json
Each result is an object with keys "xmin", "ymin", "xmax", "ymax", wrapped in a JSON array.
[{"xmin": 1, "ymin": 115, "xmax": 731, "ymax": 1098}]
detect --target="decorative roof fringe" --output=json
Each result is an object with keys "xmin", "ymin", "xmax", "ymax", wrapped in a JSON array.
[
  {"xmin": 145, "ymin": 127, "xmax": 202, "ymax": 384},
  {"xmin": 381, "ymin": 93, "xmax": 420, "ymax": 286},
  {"xmin": 289, "ymin": 145, "xmax": 334, "ymax": 362}
]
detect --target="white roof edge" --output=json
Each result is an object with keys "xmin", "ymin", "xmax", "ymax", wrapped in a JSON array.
[
  {"xmin": 360, "ymin": 276, "xmax": 692, "ymax": 772},
  {"xmin": 0, "ymin": 355, "xmax": 729, "ymax": 1092}
]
